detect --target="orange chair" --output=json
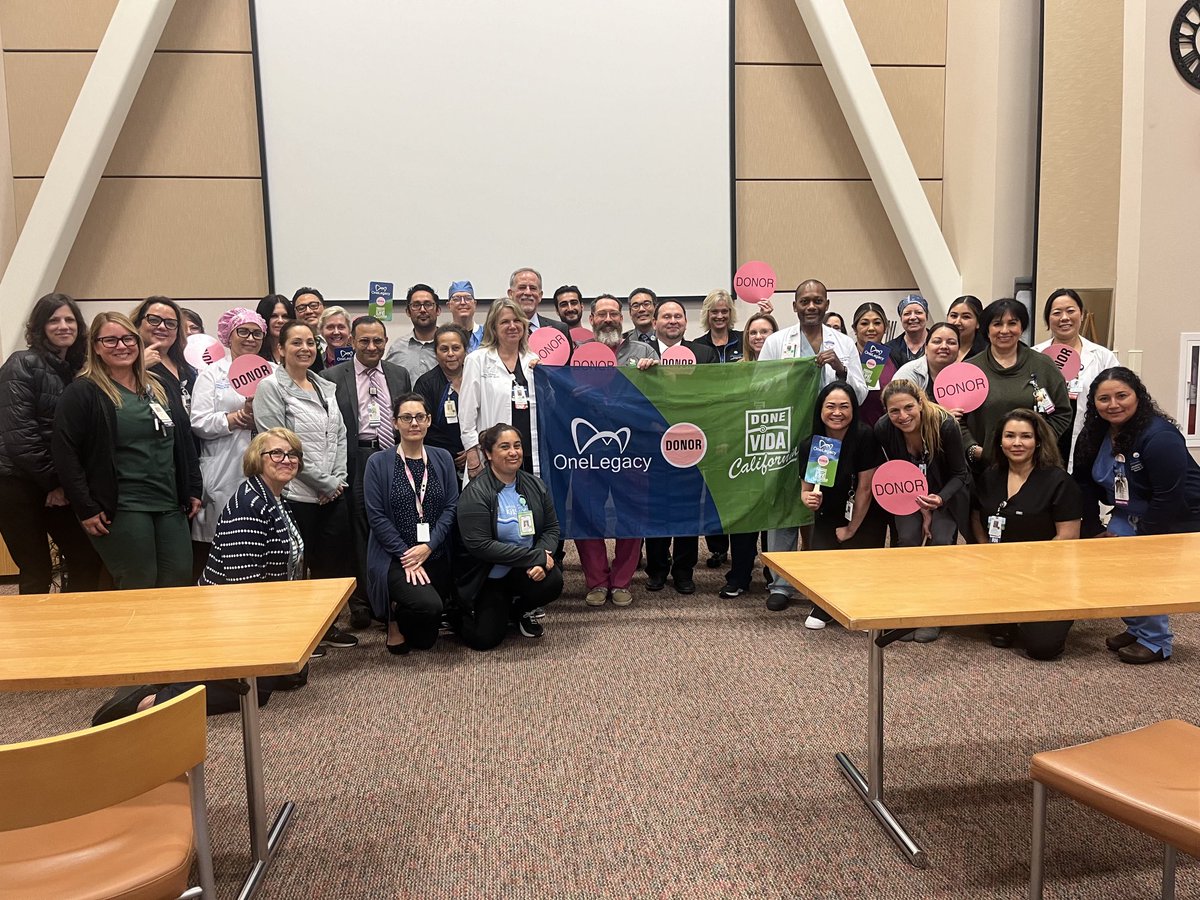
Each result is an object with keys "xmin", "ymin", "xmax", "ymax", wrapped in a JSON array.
[
  {"xmin": 0, "ymin": 686, "xmax": 216, "ymax": 899},
  {"xmin": 1028, "ymin": 718, "xmax": 1200, "ymax": 899}
]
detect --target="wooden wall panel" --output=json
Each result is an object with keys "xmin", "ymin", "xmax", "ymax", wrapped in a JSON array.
[
  {"xmin": 737, "ymin": 65, "xmax": 944, "ymax": 179},
  {"xmin": 0, "ymin": 0, "xmax": 250, "ymax": 51},
  {"xmin": 13, "ymin": 178, "xmax": 267, "ymax": 299},
  {"xmin": 736, "ymin": 180, "xmax": 942, "ymax": 290},
  {"xmin": 6, "ymin": 52, "xmax": 259, "ymax": 177},
  {"xmin": 1034, "ymin": 0, "xmax": 1122, "ymax": 295},
  {"xmin": 736, "ymin": 0, "xmax": 946, "ymax": 65}
]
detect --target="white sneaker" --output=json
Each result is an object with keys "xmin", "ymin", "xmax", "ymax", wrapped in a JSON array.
[{"xmin": 804, "ymin": 614, "xmax": 827, "ymax": 630}]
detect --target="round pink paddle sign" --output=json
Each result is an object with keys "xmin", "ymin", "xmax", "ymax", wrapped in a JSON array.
[
  {"xmin": 733, "ymin": 260, "xmax": 776, "ymax": 303},
  {"xmin": 660, "ymin": 345, "xmax": 696, "ymax": 365},
  {"xmin": 228, "ymin": 354, "xmax": 275, "ymax": 398},
  {"xmin": 871, "ymin": 460, "xmax": 928, "ymax": 516},
  {"xmin": 184, "ymin": 334, "xmax": 225, "ymax": 368},
  {"xmin": 1042, "ymin": 343, "xmax": 1082, "ymax": 381},
  {"xmin": 931, "ymin": 361, "xmax": 988, "ymax": 413},
  {"xmin": 570, "ymin": 342, "xmax": 616, "ymax": 367},
  {"xmin": 529, "ymin": 327, "xmax": 570, "ymax": 366},
  {"xmin": 661, "ymin": 422, "xmax": 707, "ymax": 468},
  {"xmin": 570, "ymin": 326, "xmax": 594, "ymax": 345}
]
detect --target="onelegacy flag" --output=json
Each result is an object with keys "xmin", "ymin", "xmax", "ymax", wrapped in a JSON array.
[{"xmin": 534, "ymin": 359, "xmax": 820, "ymax": 539}]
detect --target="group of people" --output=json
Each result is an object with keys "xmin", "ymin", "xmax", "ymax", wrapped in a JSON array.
[{"xmin": 1, "ymin": 271, "xmax": 1197, "ymax": 708}]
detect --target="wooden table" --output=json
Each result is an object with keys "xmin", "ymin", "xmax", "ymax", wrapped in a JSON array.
[
  {"xmin": 763, "ymin": 534, "xmax": 1200, "ymax": 868},
  {"xmin": 0, "ymin": 577, "xmax": 354, "ymax": 899}
]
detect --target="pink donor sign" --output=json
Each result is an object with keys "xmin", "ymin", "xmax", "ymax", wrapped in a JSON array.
[
  {"xmin": 570, "ymin": 342, "xmax": 616, "ymax": 367},
  {"xmin": 228, "ymin": 354, "xmax": 274, "ymax": 398},
  {"xmin": 529, "ymin": 327, "xmax": 570, "ymax": 366},
  {"xmin": 661, "ymin": 422, "xmax": 707, "ymax": 468},
  {"xmin": 931, "ymin": 361, "xmax": 989, "ymax": 413},
  {"xmin": 660, "ymin": 345, "xmax": 696, "ymax": 365},
  {"xmin": 570, "ymin": 326, "xmax": 594, "ymax": 345},
  {"xmin": 1042, "ymin": 343, "xmax": 1082, "ymax": 382},
  {"xmin": 184, "ymin": 334, "xmax": 225, "ymax": 369},
  {"xmin": 871, "ymin": 460, "xmax": 928, "ymax": 516},
  {"xmin": 733, "ymin": 260, "xmax": 776, "ymax": 303}
]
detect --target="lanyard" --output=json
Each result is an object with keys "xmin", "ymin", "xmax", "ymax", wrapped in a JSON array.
[{"xmin": 402, "ymin": 450, "xmax": 429, "ymax": 522}]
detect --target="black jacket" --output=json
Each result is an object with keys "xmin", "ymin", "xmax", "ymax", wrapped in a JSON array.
[
  {"xmin": 647, "ymin": 337, "xmax": 720, "ymax": 364},
  {"xmin": 0, "ymin": 349, "xmax": 75, "ymax": 490},
  {"xmin": 455, "ymin": 467, "xmax": 559, "ymax": 608},
  {"xmin": 199, "ymin": 476, "xmax": 293, "ymax": 584},
  {"xmin": 322, "ymin": 358, "xmax": 412, "ymax": 479},
  {"xmin": 52, "ymin": 376, "xmax": 202, "ymax": 522}
]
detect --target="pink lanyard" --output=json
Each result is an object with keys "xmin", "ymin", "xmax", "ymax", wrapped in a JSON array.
[{"xmin": 402, "ymin": 449, "xmax": 429, "ymax": 522}]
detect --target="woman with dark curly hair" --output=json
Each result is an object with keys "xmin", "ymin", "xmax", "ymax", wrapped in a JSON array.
[
  {"xmin": 1074, "ymin": 367, "xmax": 1200, "ymax": 663},
  {"xmin": 131, "ymin": 295, "xmax": 197, "ymax": 414},
  {"xmin": 0, "ymin": 293, "xmax": 103, "ymax": 593}
]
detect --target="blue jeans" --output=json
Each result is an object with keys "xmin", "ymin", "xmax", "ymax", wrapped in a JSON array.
[{"xmin": 1122, "ymin": 615, "xmax": 1172, "ymax": 656}]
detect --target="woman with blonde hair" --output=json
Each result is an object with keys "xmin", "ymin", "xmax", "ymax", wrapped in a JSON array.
[
  {"xmin": 459, "ymin": 298, "xmax": 540, "ymax": 479},
  {"xmin": 53, "ymin": 312, "xmax": 201, "ymax": 589},
  {"xmin": 873, "ymin": 379, "xmax": 971, "ymax": 641},
  {"xmin": 695, "ymin": 288, "xmax": 742, "ymax": 363}
]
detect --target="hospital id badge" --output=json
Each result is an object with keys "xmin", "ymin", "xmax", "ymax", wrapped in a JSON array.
[
  {"xmin": 1033, "ymin": 386, "xmax": 1055, "ymax": 415},
  {"xmin": 783, "ymin": 342, "xmax": 799, "ymax": 359},
  {"xmin": 367, "ymin": 401, "xmax": 381, "ymax": 429},
  {"xmin": 1066, "ymin": 378, "xmax": 1081, "ymax": 401},
  {"xmin": 444, "ymin": 399, "xmax": 458, "ymax": 423},
  {"xmin": 987, "ymin": 515, "xmax": 1005, "ymax": 543},
  {"xmin": 147, "ymin": 400, "xmax": 174, "ymax": 428},
  {"xmin": 517, "ymin": 511, "xmax": 535, "ymax": 536},
  {"xmin": 416, "ymin": 522, "xmax": 431, "ymax": 543},
  {"xmin": 512, "ymin": 383, "xmax": 529, "ymax": 410}
]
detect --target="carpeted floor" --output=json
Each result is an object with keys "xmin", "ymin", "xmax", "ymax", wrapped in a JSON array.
[{"xmin": 2, "ymin": 546, "xmax": 1196, "ymax": 899}]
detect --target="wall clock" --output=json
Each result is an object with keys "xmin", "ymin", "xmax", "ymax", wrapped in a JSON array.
[{"xmin": 1172, "ymin": 1, "xmax": 1200, "ymax": 88}]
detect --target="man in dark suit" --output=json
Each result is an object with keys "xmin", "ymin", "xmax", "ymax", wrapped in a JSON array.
[
  {"xmin": 323, "ymin": 315, "xmax": 412, "ymax": 628},
  {"xmin": 510, "ymin": 266, "xmax": 573, "ymax": 346},
  {"xmin": 644, "ymin": 299, "xmax": 718, "ymax": 594}
]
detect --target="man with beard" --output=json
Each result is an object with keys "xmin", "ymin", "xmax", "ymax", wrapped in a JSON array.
[
  {"xmin": 553, "ymin": 284, "xmax": 585, "ymax": 330},
  {"xmin": 293, "ymin": 286, "xmax": 327, "ymax": 372},
  {"xmin": 573, "ymin": 296, "xmax": 656, "ymax": 607},
  {"xmin": 385, "ymin": 283, "xmax": 440, "ymax": 382}
]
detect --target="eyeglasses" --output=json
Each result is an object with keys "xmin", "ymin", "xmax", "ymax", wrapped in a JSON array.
[
  {"xmin": 448, "ymin": 295, "xmax": 474, "ymax": 304},
  {"xmin": 235, "ymin": 327, "xmax": 264, "ymax": 340},
  {"xmin": 261, "ymin": 449, "xmax": 302, "ymax": 463},
  {"xmin": 408, "ymin": 302, "xmax": 437, "ymax": 311},
  {"xmin": 95, "ymin": 334, "xmax": 139, "ymax": 348},
  {"xmin": 629, "ymin": 300, "xmax": 654, "ymax": 311},
  {"xmin": 397, "ymin": 413, "xmax": 429, "ymax": 424},
  {"xmin": 143, "ymin": 313, "xmax": 178, "ymax": 330},
  {"xmin": 294, "ymin": 301, "xmax": 322, "ymax": 313},
  {"xmin": 355, "ymin": 337, "xmax": 387, "ymax": 347}
]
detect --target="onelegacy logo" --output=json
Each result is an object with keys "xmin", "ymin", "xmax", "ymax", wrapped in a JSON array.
[{"xmin": 553, "ymin": 417, "xmax": 651, "ymax": 472}]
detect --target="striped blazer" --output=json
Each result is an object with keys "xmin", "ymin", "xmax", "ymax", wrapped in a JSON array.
[{"xmin": 199, "ymin": 476, "xmax": 295, "ymax": 585}]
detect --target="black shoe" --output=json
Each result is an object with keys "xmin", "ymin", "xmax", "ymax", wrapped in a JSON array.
[
  {"xmin": 349, "ymin": 607, "xmax": 372, "ymax": 630},
  {"xmin": 310, "ymin": 644, "xmax": 327, "ymax": 659},
  {"xmin": 766, "ymin": 592, "xmax": 790, "ymax": 612},
  {"xmin": 386, "ymin": 640, "xmax": 411, "ymax": 655},
  {"xmin": 646, "ymin": 575, "xmax": 666, "ymax": 591},
  {"xmin": 705, "ymin": 552, "xmax": 728, "ymax": 569},
  {"xmin": 718, "ymin": 584, "xmax": 745, "ymax": 599},
  {"xmin": 320, "ymin": 625, "xmax": 359, "ymax": 648},
  {"xmin": 674, "ymin": 577, "xmax": 696, "ymax": 594},
  {"xmin": 518, "ymin": 613, "xmax": 544, "ymax": 638},
  {"xmin": 91, "ymin": 685, "xmax": 159, "ymax": 727}
]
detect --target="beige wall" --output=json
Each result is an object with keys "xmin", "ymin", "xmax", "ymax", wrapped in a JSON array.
[
  {"xmin": 0, "ymin": 0, "xmax": 267, "ymax": 304},
  {"xmin": 734, "ymin": 0, "xmax": 946, "ymax": 295}
]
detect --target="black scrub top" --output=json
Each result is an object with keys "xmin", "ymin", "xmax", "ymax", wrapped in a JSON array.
[{"xmin": 971, "ymin": 465, "xmax": 1081, "ymax": 543}]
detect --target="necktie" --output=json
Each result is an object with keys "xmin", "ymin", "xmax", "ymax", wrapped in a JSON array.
[{"xmin": 368, "ymin": 368, "xmax": 394, "ymax": 452}]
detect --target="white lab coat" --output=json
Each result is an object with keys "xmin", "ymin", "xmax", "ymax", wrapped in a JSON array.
[
  {"xmin": 189, "ymin": 356, "xmax": 272, "ymax": 542},
  {"xmin": 458, "ymin": 347, "xmax": 540, "ymax": 477},
  {"xmin": 1032, "ymin": 336, "xmax": 1119, "ymax": 471}
]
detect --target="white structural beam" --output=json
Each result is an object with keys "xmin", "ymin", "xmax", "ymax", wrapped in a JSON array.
[
  {"xmin": 0, "ymin": 0, "xmax": 176, "ymax": 358},
  {"xmin": 793, "ymin": 0, "xmax": 961, "ymax": 313}
]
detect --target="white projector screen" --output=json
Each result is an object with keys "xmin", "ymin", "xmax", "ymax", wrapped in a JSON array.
[{"xmin": 253, "ymin": 1, "xmax": 732, "ymax": 304}]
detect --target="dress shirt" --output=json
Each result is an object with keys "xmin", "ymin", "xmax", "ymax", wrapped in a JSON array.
[{"xmin": 353, "ymin": 356, "xmax": 393, "ymax": 441}]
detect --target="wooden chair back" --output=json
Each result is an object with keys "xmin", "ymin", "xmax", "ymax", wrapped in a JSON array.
[{"xmin": 0, "ymin": 686, "xmax": 207, "ymax": 831}]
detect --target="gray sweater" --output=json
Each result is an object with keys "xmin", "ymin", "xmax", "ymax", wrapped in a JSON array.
[{"xmin": 253, "ymin": 368, "xmax": 348, "ymax": 503}]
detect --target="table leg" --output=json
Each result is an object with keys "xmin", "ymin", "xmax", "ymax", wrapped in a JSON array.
[
  {"xmin": 236, "ymin": 676, "xmax": 297, "ymax": 900},
  {"xmin": 834, "ymin": 628, "xmax": 928, "ymax": 868}
]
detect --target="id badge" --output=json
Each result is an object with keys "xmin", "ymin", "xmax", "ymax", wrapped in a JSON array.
[
  {"xmin": 1066, "ymin": 378, "xmax": 1081, "ymax": 401},
  {"xmin": 844, "ymin": 494, "xmax": 854, "ymax": 521},
  {"xmin": 147, "ymin": 400, "xmax": 174, "ymax": 428},
  {"xmin": 416, "ymin": 522, "xmax": 431, "ymax": 543},
  {"xmin": 512, "ymin": 383, "xmax": 529, "ymax": 410},
  {"xmin": 367, "ymin": 401, "xmax": 381, "ymax": 429},
  {"xmin": 1113, "ymin": 456, "xmax": 1130, "ymax": 505},
  {"xmin": 1033, "ymin": 386, "xmax": 1055, "ymax": 415},
  {"xmin": 783, "ymin": 342, "xmax": 799, "ymax": 360},
  {"xmin": 517, "ymin": 510, "xmax": 535, "ymax": 536},
  {"xmin": 987, "ymin": 515, "xmax": 1005, "ymax": 543},
  {"xmin": 444, "ymin": 399, "xmax": 458, "ymax": 423}
]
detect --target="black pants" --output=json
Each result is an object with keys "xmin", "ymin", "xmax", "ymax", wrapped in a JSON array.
[
  {"xmin": 289, "ymin": 495, "xmax": 354, "ymax": 583},
  {"xmin": 705, "ymin": 534, "xmax": 729, "ymax": 556},
  {"xmin": 989, "ymin": 621, "xmax": 1075, "ymax": 660},
  {"xmin": 0, "ymin": 475, "xmax": 103, "ymax": 594},
  {"xmin": 645, "ymin": 536, "xmax": 697, "ymax": 581},
  {"xmin": 726, "ymin": 531, "xmax": 765, "ymax": 590},
  {"xmin": 456, "ymin": 566, "xmax": 563, "ymax": 651},
  {"xmin": 386, "ymin": 555, "xmax": 451, "ymax": 650},
  {"xmin": 347, "ymin": 447, "xmax": 380, "ymax": 617}
]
